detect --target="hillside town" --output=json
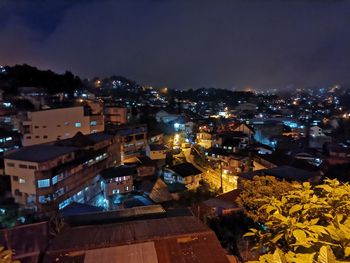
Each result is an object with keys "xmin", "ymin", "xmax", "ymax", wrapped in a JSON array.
[{"xmin": 0, "ymin": 65, "xmax": 350, "ymax": 262}]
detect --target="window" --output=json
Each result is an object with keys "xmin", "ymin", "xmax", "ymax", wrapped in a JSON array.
[
  {"xmin": 75, "ymin": 122, "xmax": 81, "ymax": 128},
  {"xmin": 90, "ymin": 121, "xmax": 97, "ymax": 126},
  {"xmin": 43, "ymin": 135, "xmax": 48, "ymax": 139},
  {"xmin": 13, "ymin": 176, "xmax": 18, "ymax": 181},
  {"xmin": 28, "ymin": 165, "xmax": 36, "ymax": 170},
  {"xmin": 14, "ymin": 189, "xmax": 21, "ymax": 196},
  {"xmin": 125, "ymin": 186, "xmax": 129, "ymax": 191},
  {"xmin": 19, "ymin": 178, "xmax": 25, "ymax": 184},
  {"xmin": 35, "ymin": 136, "xmax": 40, "ymax": 139},
  {"xmin": 19, "ymin": 164, "xmax": 28, "ymax": 169},
  {"xmin": 42, "ymin": 126, "xmax": 47, "ymax": 128},
  {"xmin": 6, "ymin": 162, "xmax": 15, "ymax": 167},
  {"xmin": 37, "ymin": 179, "xmax": 50, "ymax": 188},
  {"xmin": 57, "ymin": 125, "xmax": 61, "ymax": 127},
  {"xmin": 34, "ymin": 126, "xmax": 39, "ymax": 128},
  {"xmin": 38, "ymin": 196, "xmax": 47, "ymax": 204},
  {"xmin": 52, "ymin": 175, "xmax": 58, "ymax": 185},
  {"xmin": 64, "ymin": 122, "xmax": 69, "ymax": 126},
  {"xmin": 26, "ymin": 136, "xmax": 31, "ymax": 139}
]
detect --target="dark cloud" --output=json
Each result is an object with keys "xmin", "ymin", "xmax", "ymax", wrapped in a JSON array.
[{"xmin": 0, "ymin": 0, "xmax": 350, "ymax": 90}]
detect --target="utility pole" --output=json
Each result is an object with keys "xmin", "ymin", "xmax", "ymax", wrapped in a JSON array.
[{"xmin": 219, "ymin": 161, "xmax": 223, "ymax": 193}]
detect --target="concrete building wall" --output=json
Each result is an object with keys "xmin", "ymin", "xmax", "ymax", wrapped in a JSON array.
[
  {"xmin": 4, "ymin": 159, "xmax": 39, "ymax": 204},
  {"xmin": 104, "ymin": 107, "xmax": 128, "ymax": 125},
  {"xmin": 21, "ymin": 107, "xmax": 104, "ymax": 146}
]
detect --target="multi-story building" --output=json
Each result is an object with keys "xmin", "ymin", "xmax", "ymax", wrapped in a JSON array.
[
  {"xmin": 104, "ymin": 105, "xmax": 128, "ymax": 125},
  {"xmin": 107, "ymin": 124, "xmax": 147, "ymax": 162},
  {"xmin": 3, "ymin": 132, "xmax": 120, "ymax": 212},
  {"xmin": 20, "ymin": 106, "xmax": 104, "ymax": 146}
]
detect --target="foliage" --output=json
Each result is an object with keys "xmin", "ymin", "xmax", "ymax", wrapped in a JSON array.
[
  {"xmin": 236, "ymin": 176, "xmax": 296, "ymax": 222},
  {"xmin": 0, "ymin": 64, "xmax": 82, "ymax": 97},
  {"xmin": 0, "ymin": 247, "xmax": 20, "ymax": 263},
  {"xmin": 178, "ymin": 180, "xmax": 218, "ymax": 206},
  {"xmin": 243, "ymin": 179, "xmax": 350, "ymax": 261},
  {"xmin": 248, "ymin": 246, "xmax": 343, "ymax": 263}
]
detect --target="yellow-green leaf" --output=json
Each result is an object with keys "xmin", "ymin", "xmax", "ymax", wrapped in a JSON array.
[
  {"xmin": 317, "ymin": 246, "xmax": 336, "ymax": 263},
  {"xmin": 289, "ymin": 204, "xmax": 303, "ymax": 214}
]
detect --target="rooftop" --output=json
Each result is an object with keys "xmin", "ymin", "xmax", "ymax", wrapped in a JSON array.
[
  {"xmin": 4, "ymin": 144, "xmax": 77, "ymax": 163},
  {"xmin": 149, "ymin": 144, "xmax": 167, "ymax": 151},
  {"xmin": 45, "ymin": 215, "xmax": 229, "ymax": 263},
  {"xmin": 169, "ymin": 162, "xmax": 202, "ymax": 177},
  {"xmin": 239, "ymin": 165, "xmax": 319, "ymax": 182},
  {"xmin": 100, "ymin": 165, "xmax": 137, "ymax": 179}
]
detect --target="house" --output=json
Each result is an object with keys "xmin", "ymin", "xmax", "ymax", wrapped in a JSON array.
[
  {"xmin": 107, "ymin": 124, "xmax": 148, "ymax": 162},
  {"xmin": 20, "ymin": 106, "xmax": 104, "ymax": 146},
  {"xmin": 104, "ymin": 105, "xmax": 128, "ymax": 125},
  {"xmin": 229, "ymin": 122, "xmax": 255, "ymax": 138},
  {"xmin": 100, "ymin": 166, "xmax": 136, "ymax": 197},
  {"xmin": 164, "ymin": 162, "xmax": 202, "ymax": 189},
  {"xmin": 0, "ymin": 129, "xmax": 21, "ymax": 155},
  {"xmin": 219, "ymin": 131, "xmax": 250, "ymax": 152},
  {"xmin": 3, "ymin": 132, "xmax": 120, "ymax": 212},
  {"xmin": 155, "ymin": 110, "xmax": 180, "ymax": 123},
  {"xmin": 196, "ymin": 131, "xmax": 219, "ymax": 149},
  {"xmin": 146, "ymin": 143, "xmax": 167, "ymax": 160}
]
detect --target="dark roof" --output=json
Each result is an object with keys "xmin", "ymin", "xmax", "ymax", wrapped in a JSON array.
[
  {"xmin": 169, "ymin": 162, "xmax": 202, "ymax": 177},
  {"xmin": 149, "ymin": 143, "xmax": 167, "ymax": 151},
  {"xmin": 167, "ymin": 182, "xmax": 188, "ymax": 193},
  {"xmin": 60, "ymin": 202, "xmax": 103, "ymax": 217},
  {"xmin": 4, "ymin": 144, "xmax": 77, "ymax": 163},
  {"xmin": 55, "ymin": 132, "xmax": 112, "ymax": 147},
  {"xmin": 45, "ymin": 215, "xmax": 229, "ymax": 263},
  {"xmin": 258, "ymin": 153, "xmax": 320, "ymax": 172},
  {"xmin": 85, "ymin": 132, "xmax": 113, "ymax": 143},
  {"xmin": 100, "ymin": 165, "xmax": 137, "ymax": 179},
  {"xmin": 219, "ymin": 131, "xmax": 248, "ymax": 138},
  {"xmin": 239, "ymin": 165, "xmax": 318, "ymax": 181}
]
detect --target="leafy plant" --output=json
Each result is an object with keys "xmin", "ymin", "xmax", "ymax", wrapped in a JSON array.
[
  {"xmin": 248, "ymin": 246, "xmax": 341, "ymax": 263},
  {"xmin": 0, "ymin": 247, "xmax": 20, "ymax": 263},
  {"xmin": 241, "ymin": 178, "xmax": 350, "ymax": 261}
]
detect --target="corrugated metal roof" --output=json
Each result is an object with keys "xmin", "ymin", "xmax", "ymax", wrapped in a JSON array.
[
  {"xmin": 47, "ymin": 216, "xmax": 209, "ymax": 253},
  {"xmin": 45, "ymin": 216, "xmax": 229, "ymax": 263},
  {"xmin": 84, "ymin": 242, "xmax": 158, "ymax": 263}
]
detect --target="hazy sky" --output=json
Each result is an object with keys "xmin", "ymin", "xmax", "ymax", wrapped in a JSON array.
[{"xmin": 1, "ymin": 0, "xmax": 350, "ymax": 90}]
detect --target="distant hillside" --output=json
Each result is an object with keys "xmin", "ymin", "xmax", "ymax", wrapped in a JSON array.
[{"xmin": 0, "ymin": 64, "xmax": 83, "ymax": 97}]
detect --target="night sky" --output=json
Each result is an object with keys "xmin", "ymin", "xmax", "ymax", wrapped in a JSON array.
[{"xmin": 0, "ymin": 0, "xmax": 350, "ymax": 90}]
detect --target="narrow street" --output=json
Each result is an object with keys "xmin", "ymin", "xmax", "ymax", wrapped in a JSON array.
[{"xmin": 182, "ymin": 148, "xmax": 236, "ymax": 193}]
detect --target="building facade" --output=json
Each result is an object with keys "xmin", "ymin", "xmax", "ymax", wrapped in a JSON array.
[
  {"xmin": 4, "ymin": 133, "xmax": 120, "ymax": 212},
  {"xmin": 21, "ymin": 106, "xmax": 104, "ymax": 146}
]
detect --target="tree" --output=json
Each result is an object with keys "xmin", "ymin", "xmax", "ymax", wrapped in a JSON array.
[
  {"xmin": 236, "ymin": 176, "xmax": 296, "ymax": 222},
  {"xmin": 243, "ymin": 179, "xmax": 350, "ymax": 262}
]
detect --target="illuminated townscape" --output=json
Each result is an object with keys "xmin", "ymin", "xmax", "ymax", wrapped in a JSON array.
[{"xmin": 1, "ymin": 1, "xmax": 350, "ymax": 263}]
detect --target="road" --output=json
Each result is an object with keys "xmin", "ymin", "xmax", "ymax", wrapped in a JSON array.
[{"xmin": 182, "ymin": 147, "xmax": 236, "ymax": 193}]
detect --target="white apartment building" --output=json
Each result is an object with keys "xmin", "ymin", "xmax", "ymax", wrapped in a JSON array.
[{"xmin": 21, "ymin": 106, "xmax": 104, "ymax": 146}]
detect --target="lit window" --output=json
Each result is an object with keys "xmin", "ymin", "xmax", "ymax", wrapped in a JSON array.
[
  {"xmin": 125, "ymin": 186, "xmax": 129, "ymax": 191},
  {"xmin": 64, "ymin": 122, "xmax": 69, "ymax": 126},
  {"xmin": 52, "ymin": 175, "xmax": 58, "ymax": 185},
  {"xmin": 90, "ymin": 121, "xmax": 97, "ymax": 126},
  {"xmin": 75, "ymin": 122, "xmax": 81, "ymax": 128},
  {"xmin": 37, "ymin": 179, "xmax": 50, "ymax": 188},
  {"xmin": 19, "ymin": 178, "xmax": 25, "ymax": 184}
]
